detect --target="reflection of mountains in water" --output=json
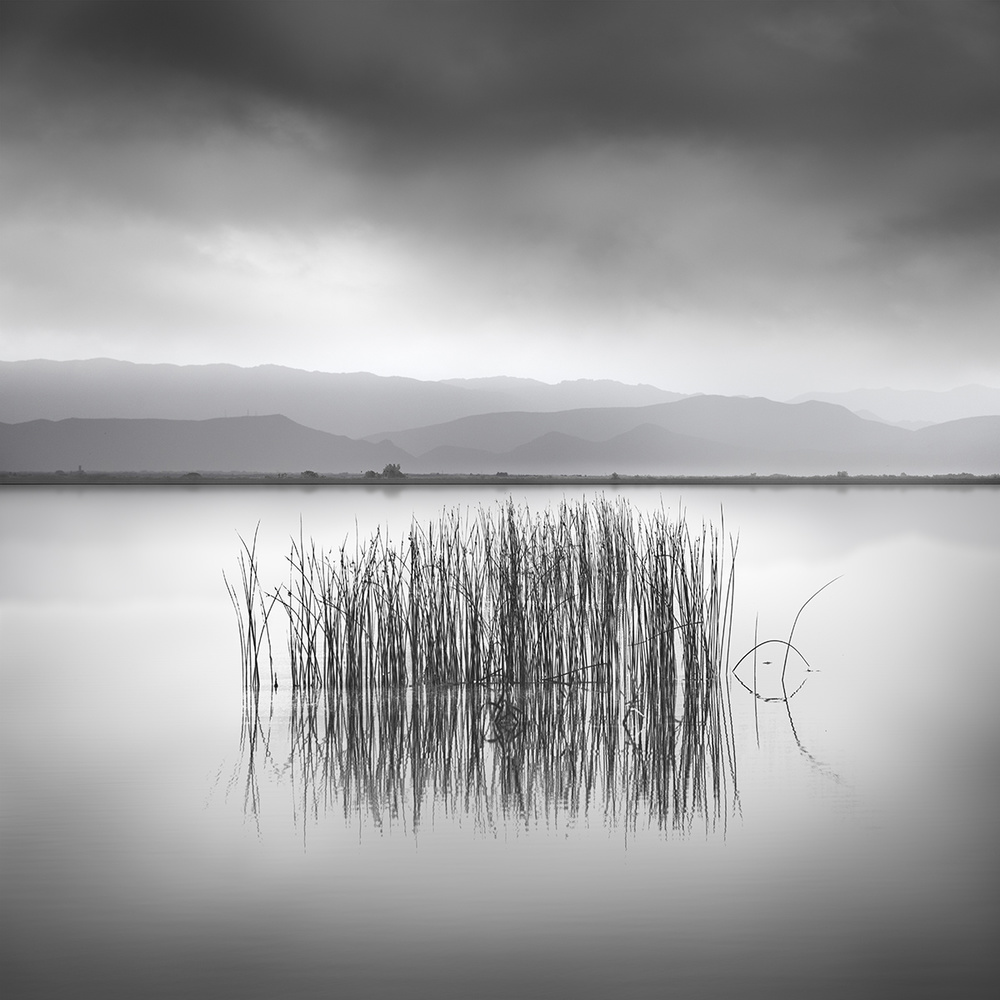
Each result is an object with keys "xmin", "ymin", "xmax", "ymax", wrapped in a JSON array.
[{"xmin": 236, "ymin": 676, "xmax": 738, "ymax": 836}]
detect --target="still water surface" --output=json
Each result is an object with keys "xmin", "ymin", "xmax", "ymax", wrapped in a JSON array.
[{"xmin": 2, "ymin": 485, "xmax": 998, "ymax": 999}]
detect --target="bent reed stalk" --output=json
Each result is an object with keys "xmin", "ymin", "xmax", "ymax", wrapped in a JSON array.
[
  {"xmin": 223, "ymin": 523, "xmax": 278, "ymax": 695},
  {"xmin": 229, "ymin": 498, "xmax": 739, "ymax": 834},
  {"xmin": 236, "ymin": 497, "xmax": 736, "ymax": 696}
]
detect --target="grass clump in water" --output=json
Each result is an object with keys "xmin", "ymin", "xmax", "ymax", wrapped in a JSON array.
[
  {"xmin": 230, "ymin": 497, "xmax": 739, "ymax": 834},
  {"xmin": 255, "ymin": 497, "xmax": 735, "ymax": 695}
]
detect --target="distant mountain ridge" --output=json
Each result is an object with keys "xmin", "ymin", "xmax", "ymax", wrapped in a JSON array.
[
  {"xmin": 4, "ymin": 360, "xmax": 996, "ymax": 435},
  {"xmin": 1, "ymin": 360, "xmax": 997, "ymax": 475},
  {"xmin": 368, "ymin": 396, "xmax": 911, "ymax": 456},
  {"xmin": 440, "ymin": 376, "xmax": 684, "ymax": 411},
  {"xmin": 0, "ymin": 416, "xmax": 409, "ymax": 474},
  {"xmin": 3, "ymin": 407, "xmax": 997, "ymax": 476},
  {"xmin": 789, "ymin": 385, "xmax": 1000, "ymax": 427},
  {"xmin": 371, "ymin": 397, "xmax": 999, "ymax": 475},
  {"xmin": 0, "ymin": 359, "xmax": 685, "ymax": 438}
]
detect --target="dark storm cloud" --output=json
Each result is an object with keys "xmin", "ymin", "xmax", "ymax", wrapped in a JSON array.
[
  {"xmin": 889, "ymin": 174, "xmax": 1000, "ymax": 243},
  {"xmin": 2, "ymin": 1, "xmax": 998, "ymax": 390},
  {"xmin": 3, "ymin": 0, "xmax": 998, "ymax": 155}
]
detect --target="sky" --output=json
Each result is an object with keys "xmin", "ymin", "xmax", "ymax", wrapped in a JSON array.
[{"xmin": 1, "ymin": 0, "xmax": 998, "ymax": 397}]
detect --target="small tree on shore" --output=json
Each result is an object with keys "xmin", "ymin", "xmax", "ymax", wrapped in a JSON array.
[{"xmin": 382, "ymin": 463, "xmax": 402, "ymax": 478}]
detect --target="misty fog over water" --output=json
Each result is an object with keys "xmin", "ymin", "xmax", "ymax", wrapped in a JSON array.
[{"xmin": 2, "ymin": 484, "xmax": 997, "ymax": 999}]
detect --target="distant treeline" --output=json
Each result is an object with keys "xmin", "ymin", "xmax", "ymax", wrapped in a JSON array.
[{"xmin": 3, "ymin": 471, "xmax": 998, "ymax": 486}]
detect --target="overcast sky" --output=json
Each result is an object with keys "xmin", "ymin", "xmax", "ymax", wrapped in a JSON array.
[{"xmin": 1, "ymin": 1, "xmax": 998, "ymax": 396}]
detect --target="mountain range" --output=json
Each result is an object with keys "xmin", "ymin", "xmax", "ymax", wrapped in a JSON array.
[
  {"xmin": 1, "ymin": 360, "xmax": 997, "ymax": 475},
  {"xmin": 788, "ymin": 385, "xmax": 1000, "ymax": 429},
  {"xmin": 0, "ymin": 415, "xmax": 409, "ymax": 475},
  {"xmin": 365, "ymin": 396, "xmax": 1000, "ymax": 475},
  {"xmin": 0, "ymin": 359, "xmax": 683, "ymax": 438}
]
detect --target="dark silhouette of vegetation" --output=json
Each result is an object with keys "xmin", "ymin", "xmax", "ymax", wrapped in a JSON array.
[
  {"xmin": 225, "ymin": 505, "xmax": 848, "ymax": 838},
  {"xmin": 223, "ymin": 524, "xmax": 278, "ymax": 694},
  {"xmin": 231, "ymin": 497, "xmax": 736, "ymax": 695},
  {"xmin": 233, "ymin": 675, "xmax": 739, "ymax": 837},
  {"xmin": 228, "ymin": 498, "xmax": 741, "ymax": 835}
]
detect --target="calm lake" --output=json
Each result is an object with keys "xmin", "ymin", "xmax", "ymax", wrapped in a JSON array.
[{"xmin": 2, "ymin": 484, "xmax": 998, "ymax": 999}]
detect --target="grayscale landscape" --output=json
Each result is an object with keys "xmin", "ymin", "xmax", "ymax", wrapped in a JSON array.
[
  {"xmin": 2, "ymin": 359, "xmax": 998, "ymax": 475},
  {"xmin": 2, "ymin": 4, "xmax": 998, "ymax": 1000}
]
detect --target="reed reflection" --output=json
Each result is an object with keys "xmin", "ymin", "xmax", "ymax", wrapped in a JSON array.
[
  {"xmin": 732, "ymin": 577, "xmax": 843, "ymax": 783},
  {"xmin": 229, "ymin": 498, "xmax": 739, "ymax": 835},
  {"xmin": 236, "ymin": 676, "xmax": 738, "ymax": 836}
]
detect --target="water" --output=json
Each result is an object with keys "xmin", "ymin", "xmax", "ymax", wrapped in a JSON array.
[{"xmin": 2, "ymin": 484, "xmax": 998, "ymax": 999}]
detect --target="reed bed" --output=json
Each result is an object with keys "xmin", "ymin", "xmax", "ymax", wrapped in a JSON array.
[
  {"xmin": 228, "ymin": 497, "xmax": 738, "ymax": 834},
  {"xmin": 245, "ymin": 497, "xmax": 735, "ymax": 696}
]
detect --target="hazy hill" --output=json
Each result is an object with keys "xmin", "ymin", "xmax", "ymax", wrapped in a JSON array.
[
  {"xmin": 908, "ymin": 415, "xmax": 1000, "ymax": 463},
  {"xmin": 378, "ymin": 397, "xmax": 1000, "ymax": 475},
  {"xmin": 2, "ymin": 408, "xmax": 996, "ymax": 476},
  {"xmin": 0, "ymin": 359, "xmax": 683, "ymax": 437},
  {"xmin": 490, "ymin": 424, "xmax": 748, "ymax": 475},
  {"xmin": 788, "ymin": 385, "xmax": 1000, "ymax": 428},
  {"xmin": 5, "ymin": 360, "xmax": 995, "ymax": 442},
  {"xmin": 411, "ymin": 414, "xmax": 998, "ymax": 476},
  {"xmin": 0, "ymin": 415, "xmax": 411, "ymax": 474},
  {"xmin": 440, "ymin": 376, "xmax": 685, "ymax": 411},
  {"xmin": 1, "ymin": 361, "xmax": 996, "ymax": 476},
  {"xmin": 370, "ymin": 396, "xmax": 911, "ymax": 456}
]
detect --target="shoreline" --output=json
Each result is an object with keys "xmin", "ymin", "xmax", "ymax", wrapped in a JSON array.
[{"xmin": 2, "ymin": 472, "xmax": 998, "ymax": 486}]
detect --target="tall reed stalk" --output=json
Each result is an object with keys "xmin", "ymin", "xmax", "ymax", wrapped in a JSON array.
[
  {"xmin": 229, "ymin": 498, "xmax": 740, "ymax": 834},
  {"xmin": 223, "ymin": 524, "xmax": 278, "ymax": 694},
  {"xmin": 248, "ymin": 498, "xmax": 735, "ymax": 696}
]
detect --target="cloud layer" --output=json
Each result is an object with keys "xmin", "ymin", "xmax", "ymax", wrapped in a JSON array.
[{"xmin": 2, "ymin": 1, "xmax": 998, "ymax": 393}]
